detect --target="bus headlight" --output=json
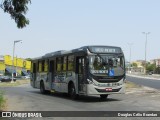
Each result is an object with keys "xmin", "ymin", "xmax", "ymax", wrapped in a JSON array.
[{"xmin": 87, "ymin": 79, "xmax": 97, "ymax": 86}]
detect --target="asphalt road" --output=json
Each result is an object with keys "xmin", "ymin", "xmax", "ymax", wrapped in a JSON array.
[
  {"xmin": 126, "ymin": 76, "xmax": 160, "ymax": 89},
  {"xmin": 1, "ymin": 83, "xmax": 160, "ymax": 120}
]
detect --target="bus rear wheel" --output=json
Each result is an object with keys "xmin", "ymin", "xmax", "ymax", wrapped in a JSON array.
[
  {"xmin": 40, "ymin": 81, "xmax": 46, "ymax": 94},
  {"xmin": 100, "ymin": 94, "xmax": 108, "ymax": 99},
  {"xmin": 69, "ymin": 83, "xmax": 79, "ymax": 100}
]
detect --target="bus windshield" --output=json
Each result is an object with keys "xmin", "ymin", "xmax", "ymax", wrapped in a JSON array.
[{"xmin": 89, "ymin": 54, "xmax": 125, "ymax": 76}]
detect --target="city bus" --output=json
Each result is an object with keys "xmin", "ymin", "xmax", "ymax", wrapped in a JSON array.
[{"xmin": 30, "ymin": 46, "xmax": 126, "ymax": 99}]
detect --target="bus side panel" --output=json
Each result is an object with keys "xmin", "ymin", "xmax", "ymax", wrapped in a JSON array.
[
  {"xmin": 66, "ymin": 72, "xmax": 78, "ymax": 94},
  {"xmin": 52, "ymin": 72, "xmax": 78, "ymax": 94},
  {"xmin": 47, "ymin": 72, "xmax": 54, "ymax": 90},
  {"xmin": 41, "ymin": 72, "xmax": 51, "ymax": 90}
]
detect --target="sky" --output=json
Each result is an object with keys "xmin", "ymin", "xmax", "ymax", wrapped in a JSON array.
[{"xmin": 0, "ymin": 0, "xmax": 160, "ymax": 62}]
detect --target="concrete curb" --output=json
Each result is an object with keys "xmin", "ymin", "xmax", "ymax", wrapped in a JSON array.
[{"xmin": 127, "ymin": 74, "xmax": 160, "ymax": 80}]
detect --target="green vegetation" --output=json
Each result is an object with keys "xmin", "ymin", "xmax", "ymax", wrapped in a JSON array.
[
  {"xmin": 25, "ymin": 58, "xmax": 32, "ymax": 61},
  {"xmin": 155, "ymin": 67, "xmax": 160, "ymax": 74},
  {"xmin": 146, "ymin": 63, "xmax": 156, "ymax": 72},
  {"xmin": 0, "ymin": 91, "xmax": 6, "ymax": 110},
  {"xmin": 0, "ymin": 79, "xmax": 30, "ymax": 87},
  {"xmin": 131, "ymin": 62, "xmax": 160, "ymax": 74},
  {"xmin": 132, "ymin": 62, "xmax": 138, "ymax": 68},
  {"xmin": 146, "ymin": 63, "xmax": 160, "ymax": 74},
  {"xmin": 0, "ymin": 0, "xmax": 31, "ymax": 28}
]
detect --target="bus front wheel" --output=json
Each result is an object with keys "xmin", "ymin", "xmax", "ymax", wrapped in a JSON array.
[
  {"xmin": 40, "ymin": 81, "xmax": 46, "ymax": 94},
  {"xmin": 69, "ymin": 83, "xmax": 79, "ymax": 100}
]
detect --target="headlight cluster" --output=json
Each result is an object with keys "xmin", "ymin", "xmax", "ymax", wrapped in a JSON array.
[
  {"xmin": 87, "ymin": 78, "xmax": 123, "ymax": 87},
  {"xmin": 87, "ymin": 79, "xmax": 97, "ymax": 86}
]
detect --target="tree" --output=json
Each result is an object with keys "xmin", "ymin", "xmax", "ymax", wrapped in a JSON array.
[
  {"xmin": 155, "ymin": 67, "xmax": 160, "ymax": 74},
  {"xmin": 146, "ymin": 63, "xmax": 156, "ymax": 72},
  {"xmin": 0, "ymin": 0, "xmax": 31, "ymax": 28},
  {"xmin": 25, "ymin": 58, "xmax": 32, "ymax": 61},
  {"xmin": 132, "ymin": 62, "xmax": 137, "ymax": 68}
]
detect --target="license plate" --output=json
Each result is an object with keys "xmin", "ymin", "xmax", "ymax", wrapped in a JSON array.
[{"xmin": 106, "ymin": 88, "xmax": 112, "ymax": 91}]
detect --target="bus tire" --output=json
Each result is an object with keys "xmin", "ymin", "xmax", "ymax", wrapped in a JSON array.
[
  {"xmin": 40, "ymin": 81, "xmax": 46, "ymax": 94},
  {"xmin": 69, "ymin": 83, "xmax": 79, "ymax": 100},
  {"xmin": 100, "ymin": 94, "xmax": 108, "ymax": 99}
]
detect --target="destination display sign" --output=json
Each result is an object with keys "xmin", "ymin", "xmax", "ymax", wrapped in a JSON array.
[
  {"xmin": 91, "ymin": 70, "xmax": 108, "ymax": 74},
  {"xmin": 88, "ymin": 46, "xmax": 122, "ymax": 53}
]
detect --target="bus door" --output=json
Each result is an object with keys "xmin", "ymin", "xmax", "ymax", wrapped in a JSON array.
[
  {"xmin": 49, "ymin": 60, "xmax": 55, "ymax": 89},
  {"xmin": 76, "ymin": 56, "xmax": 86, "ymax": 93},
  {"xmin": 32, "ymin": 62, "xmax": 37, "ymax": 88}
]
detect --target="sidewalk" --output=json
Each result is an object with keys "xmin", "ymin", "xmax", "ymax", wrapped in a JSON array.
[{"xmin": 127, "ymin": 73, "xmax": 160, "ymax": 80}]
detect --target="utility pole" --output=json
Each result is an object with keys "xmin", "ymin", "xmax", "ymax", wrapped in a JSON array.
[
  {"xmin": 142, "ymin": 32, "xmax": 150, "ymax": 74},
  {"xmin": 11, "ymin": 40, "xmax": 22, "ymax": 83},
  {"xmin": 128, "ymin": 43, "xmax": 133, "ymax": 73}
]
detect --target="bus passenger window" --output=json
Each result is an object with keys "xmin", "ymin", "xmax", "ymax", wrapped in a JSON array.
[
  {"xmin": 56, "ymin": 57, "xmax": 62, "ymax": 72},
  {"xmin": 63, "ymin": 57, "xmax": 67, "ymax": 71},
  {"xmin": 38, "ymin": 61, "xmax": 42, "ymax": 72},
  {"xmin": 42, "ymin": 60, "xmax": 45, "ymax": 72},
  {"xmin": 44, "ymin": 60, "xmax": 49, "ymax": 72},
  {"xmin": 68, "ymin": 56, "xmax": 74, "ymax": 71}
]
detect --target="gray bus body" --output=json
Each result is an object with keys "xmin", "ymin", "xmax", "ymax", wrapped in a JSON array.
[{"xmin": 30, "ymin": 46, "xmax": 126, "ymax": 99}]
